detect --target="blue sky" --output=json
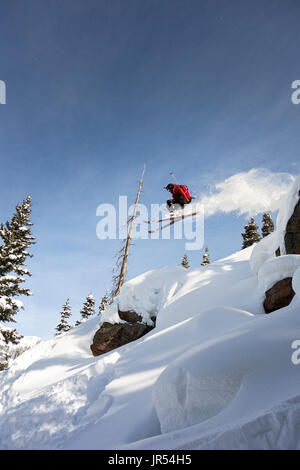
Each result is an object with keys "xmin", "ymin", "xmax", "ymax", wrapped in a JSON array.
[{"xmin": 0, "ymin": 0, "xmax": 300, "ymax": 339}]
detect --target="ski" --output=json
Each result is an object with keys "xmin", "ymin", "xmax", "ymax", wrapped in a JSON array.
[
  {"xmin": 144, "ymin": 214, "xmax": 182, "ymax": 224},
  {"xmin": 148, "ymin": 217, "xmax": 177, "ymax": 234},
  {"xmin": 148, "ymin": 211, "xmax": 199, "ymax": 234},
  {"xmin": 145, "ymin": 210, "xmax": 197, "ymax": 225}
]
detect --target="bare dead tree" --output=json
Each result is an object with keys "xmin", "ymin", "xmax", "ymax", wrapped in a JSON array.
[{"xmin": 111, "ymin": 165, "xmax": 146, "ymax": 298}]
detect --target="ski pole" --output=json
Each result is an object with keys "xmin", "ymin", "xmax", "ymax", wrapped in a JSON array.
[{"xmin": 170, "ymin": 171, "xmax": 179, "ymax": 185}]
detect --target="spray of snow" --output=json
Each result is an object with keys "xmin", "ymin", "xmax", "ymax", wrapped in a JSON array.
[{"xmin": 199, "ymin": 168, "xmax": 294, "ymax": 218}]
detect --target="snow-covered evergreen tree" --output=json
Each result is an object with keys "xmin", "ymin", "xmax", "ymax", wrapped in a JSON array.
[
  {"xmin": 1, "ymin": 327, "xmax": 22, "ymax": 345},
  {"xmin": 1, "ymin": 328, "xmax": 41, "ymax": 371},
  {"xmin": 241, "ymin": 217, "xmax": 261, "ymax": 249},
  {"xmin": 55, "ymin": 298, "xmax": 72, "ymax": 335},
  {"xmin": 0, "ymin": 330, "xmax": 8, "ymax": 370},
  {"xmin": 99, "ymin": 294, "xmax": 109, "ymax": 315},
  {"xmin": 261, "ymin": 213, "xmax": 275, "ymax": 238},
  {"xmin": 201, "ymin": 246, "xmax": 211, "ymax": 266},
  {"xmin": 0, "ymin": 326, "xmax": 23, "ymax": 370},
  {"xmin": 75, "ymin": 294, "xmax": 96, "ymax": 326},
  {"xmin": 181, "ymin": 254, "xmax": 190, "ymax": 269},
  {"xmin": 0, "ymin": 195, "xmax": 35, "ymax": 344}
]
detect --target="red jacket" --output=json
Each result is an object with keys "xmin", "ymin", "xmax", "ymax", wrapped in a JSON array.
[{"xmin": 171, "ymin": 184, "xmax": 191, "ymax": 202}]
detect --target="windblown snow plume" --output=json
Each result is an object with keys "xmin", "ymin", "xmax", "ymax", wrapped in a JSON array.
[{"xmin": 199, "ymin": 169, "xmax": 294, "ymax": 218}]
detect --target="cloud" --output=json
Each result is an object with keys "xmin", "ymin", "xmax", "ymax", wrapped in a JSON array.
[{"xmin": 199, "ymin": 168, "xmax": 295, "ymax": 219}]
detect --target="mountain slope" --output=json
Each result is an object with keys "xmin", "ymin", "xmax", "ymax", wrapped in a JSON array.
[{"xmin": 1, "ymin": 178, "xmax": 300, "ymax": 450}]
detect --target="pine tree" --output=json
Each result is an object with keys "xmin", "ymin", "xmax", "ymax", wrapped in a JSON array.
[
  {"xmin": 181, "ymin": 254, "xmax": 190, "ymax": 269},
  {"xmin": 201, "ymin": 246, "xmax": 211, "ymax": 266},
  {"xmin": 261, "ymin": 213, "xmax": 274, "ymax": 238},
  {"xmin": 55, "ymin": 298, "xmax": 72, "ymax": 335},
  {"xmin": 75, "ymin": 294, "xmax": 96, "ymax": 326},
  {"xmin": 99, "ymin": 294, "xmax": 109, "ymax": 315},
  {"xmin": 241, "ymin": 217, "xmax": 261, "ymax": 249},
  {"xmin": 0, "ymin": 195, "xmax": 35, "ymax": 344},
  {"xmin": 1, "ymin": 327, "xmax": 22, "ymax": 344},
  {"xmin": 0, "ymin": 329, "xmax": 9, "ymax": 370},
  {"xmin": 0, "ymin": 326, "xmax": 22, "ymax": 370}
]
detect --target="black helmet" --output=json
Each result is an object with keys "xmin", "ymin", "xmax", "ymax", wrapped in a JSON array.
[{"xmin": 165, "ymin": 183, "xmax": 174, "ymax": 191}]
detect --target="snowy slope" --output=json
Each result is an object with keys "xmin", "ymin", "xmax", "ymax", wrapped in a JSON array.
[
  {"xmin": 7, "ymin": 335, "xmax": 42, "ymax": 362},
  {"xmin": 0, "ymin": 179, "xmax": 300, "ymax": 449}
]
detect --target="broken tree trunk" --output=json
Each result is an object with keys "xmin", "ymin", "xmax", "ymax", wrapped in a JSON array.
[{"xmin": 113, "ymin": 165, "xmax": 146, "ymax": 297}]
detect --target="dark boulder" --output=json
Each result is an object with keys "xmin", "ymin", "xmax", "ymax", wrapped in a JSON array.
[
  {"xmin": 118, "ymin": 309, "xmax": 156, "ymax": 326},
  {"xmin": 263, "ymin": 278, "xmax": 295, "ymax": 314},
  {"xmin": 90, "ymin": 321, "xmax": 154, "ymax": 357},
  {"xmin": 118, "ymin": 310, "xmax": 143, "ymax": 323}
]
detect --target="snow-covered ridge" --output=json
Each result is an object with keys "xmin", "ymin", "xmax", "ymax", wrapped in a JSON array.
[
  {"xmin": 0, "ymin": 247, "xmax": 263, "ymax": 449},
  {"xmin": 258, "ymin": 255, "xmax": 300, "ymax": 292},
  {"xmin": 250, "ymin": 174, "xmax": 300, "ymax": 294},
  {"xmin": 250, "ymin": 174, "xmax": 300, "ymax": 276}
]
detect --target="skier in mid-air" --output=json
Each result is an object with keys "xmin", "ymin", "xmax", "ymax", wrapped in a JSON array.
[
  {"xmin": 164, "ymin": 183, "xmax": 192, "ymax": 212},
  {"xmin": 145, "ymin": 183, "xmax": 195, "ymax": 233}
]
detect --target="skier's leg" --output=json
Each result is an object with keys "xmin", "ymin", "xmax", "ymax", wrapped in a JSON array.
[
  {"xmin": 167, "ymin": 199, "xmax": 182, "ymax": 215},
  {"xmin": 178, "ymin": 198, "xmax": 185, "ymax": 209},
  {"xmin": 166, "ymin": 199, "xmax": 176, "ymax": 213},
  {"xmin": 178, "ymin": 197, "xmax": 191, "ymax": 209}
]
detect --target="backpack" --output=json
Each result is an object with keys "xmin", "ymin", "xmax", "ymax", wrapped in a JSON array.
[{"xmin": 179, "ymin": 185, "xmax": 191, "ymax": 200}]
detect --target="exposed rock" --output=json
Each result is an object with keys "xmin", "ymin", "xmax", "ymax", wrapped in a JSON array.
[
  {"xmin": 118, "ymin": 310, "xmax": 143, "ymax": 323},
  {"xmin": 118, "ymin": 310, "xmax": 157, "ymax": 326},
  {"xmin": 263, "ymin": 192, "xmax": 300, "ymax": 313},
  {"xmin": 263, "ymin": 277, "xmax": 295, "ymax": 314},
  {"xmin": 90, "ymin": 321, "xmax": 154, "ymax": 357},
  {"xmin": 284, "ymin": 198, "xmax": 300, "ymax": 255}
]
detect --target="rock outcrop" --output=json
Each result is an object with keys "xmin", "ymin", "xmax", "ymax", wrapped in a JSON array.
[
  {"xmin": 90, "ymin": 310, "xmax": 155, "ymax": 357},
  {"xmin": 118, "ymin": 310, "xmax": 143, "ymax": 323},
  {"xmin": 264, "ymin": 190, "xmax": 300, "ymax": 313},
  {"xmin": 263, "ymin": 277, "xmax": 295, "ymax": 313},
  {"xmin": 284, "ymin": 197, "xmax": 300, "ymax": 255}
]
